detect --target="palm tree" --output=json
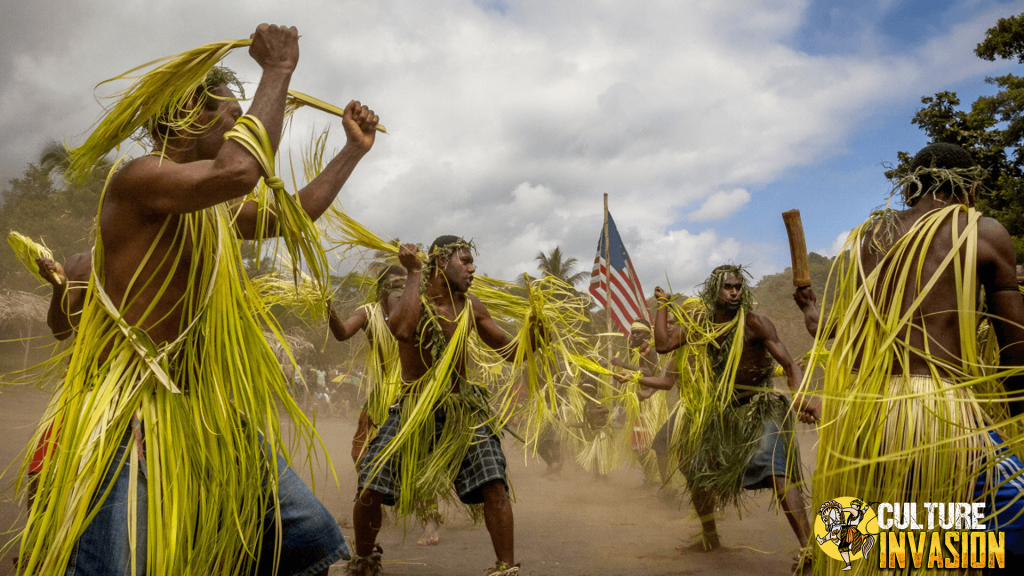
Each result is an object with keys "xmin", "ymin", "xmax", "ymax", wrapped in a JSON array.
[{"xmin": 535, "ymin": 246, "xmax": 588, "ymax": 287}]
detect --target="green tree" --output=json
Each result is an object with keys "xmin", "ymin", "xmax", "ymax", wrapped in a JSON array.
[
  {"xmin": 888, "ymin": 13, "xmax": 1024, "ymax": 262},
  {"xmin": 0, "ymin": 143, "xmax": 116, "ymax": 291}
]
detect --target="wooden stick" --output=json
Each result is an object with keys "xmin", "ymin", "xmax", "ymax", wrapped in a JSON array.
[{"xmin": 782, "ymin": 209, "xmax": 812, "ymax": 287}]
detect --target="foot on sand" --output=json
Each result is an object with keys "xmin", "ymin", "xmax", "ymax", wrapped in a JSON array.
[
  {"xmin": 678, "ymin": 531, "xmax": 721, "ymax": 553},
  {"xmin": 345, "ymin": 544, "xmax": 383, "ymax": 576},
  {"xmin": 417, "ymin": 518, "xmax": 441, "ymax": 546},
  {"xmin": 791, "ymin": 548, "xmax": 813, "ymax": 575},
  {"xmin": 484, "ymin": 561, "xmax": 520, "ymax": 575}
]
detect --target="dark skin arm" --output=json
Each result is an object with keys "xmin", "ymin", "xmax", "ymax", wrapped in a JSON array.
[
  {"xmin": 611, "ymin": 343, "xmax": 656, "ymax": 376},
  {"xmin": 653, "ymin": 286, "xmax": 686, "ymax": 353},
  {"xmin": 793, "ymin": 286, "xmax": 822, "ymax": 338},
  {"xmin": 793, "ymin": 286, "xmax": 838, "ymax": 340},
  {"xmin": 388, "ymin": 243, "xmax": 425, "ymax": 343},
  {"xmin": 232, "ymin": 99, "xmax": 379, "ymax": 239},
  {"xmin": 38, "ymin": 253, "xmax": 91, "ymax": 340},
  {"xmin": 471, "ymin": 294, "xmax": 519, "ymax": 361},
  {"xmin": 327, "ymin": 302, "xmax": 368, "ymax": 342},
  {"xmin": 748, "ymin": 313, "xmax": 820, "ymax": 423},
  {"xmin": 609, "ymin": 358, "xmax": 634, "ymax": 369},
  {"xmin": 977, "ymin": 218, "xmax": 1024, "ymax": 417},
  {"xmin": 111, "ymin": 24, "xmax": 300, "ymax": 216},
  {"xmin": 630, "ymin": 365, "xmax": 678, "ymax": 391}
]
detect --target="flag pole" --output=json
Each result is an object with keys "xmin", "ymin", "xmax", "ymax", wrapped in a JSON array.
[{"xmin": 603, "ymin": 193, "xmax": 613, "ymax": 369}]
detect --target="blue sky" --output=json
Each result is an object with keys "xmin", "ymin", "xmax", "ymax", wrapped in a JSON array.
[
  {"xmin": 683, "ymin": 0, "xmax": 1024, "ymax": 280},
  {"xmin": 2, "ymin": 0, "xmax": 1023, "ymax": 296}
]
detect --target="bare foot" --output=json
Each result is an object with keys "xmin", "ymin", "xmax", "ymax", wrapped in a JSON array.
[
  {"xmin": 677, "ymin": 532, "xmax": 721, "ymax": 553},
  {"xmin": 792, "ymin": 550, "xmax": 813, "ymax": 575},
  {"xmin": 417, "ymin": 518, "xmax": 441, "ymax": 546}
]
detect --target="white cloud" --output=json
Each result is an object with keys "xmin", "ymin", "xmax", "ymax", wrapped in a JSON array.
[
  {"xmin": 2, "ymin": 0, "xmax": 1022, "ymax": 296},
  {"xmin": 687, "ymin": 188, "xmax": 751, "ymax": 222},
  {"xmin": 819, "ymin": 230, "xmax": 852, "ymax": 257}
]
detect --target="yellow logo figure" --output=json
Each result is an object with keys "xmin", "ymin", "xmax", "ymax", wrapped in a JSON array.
[{"xmin": 815, "ymin": 497, "xmax": 879, "ymax": 571}]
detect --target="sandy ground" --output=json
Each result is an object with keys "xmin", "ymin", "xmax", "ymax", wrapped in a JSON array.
[{"xmin": 0, "ymin": 384, "xmax": 820, "ymax": 576}]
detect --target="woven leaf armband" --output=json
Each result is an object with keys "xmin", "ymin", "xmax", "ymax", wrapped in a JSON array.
[
  {"xmin": 223, "ymin": 115, "xmax": 282, "ymax": 189},
  {"xmin": 223, "ymin": 114, "xmax": 331, "ymax": 288}
]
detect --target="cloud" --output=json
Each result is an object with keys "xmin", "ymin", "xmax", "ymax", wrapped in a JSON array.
[
  {"xmin": 819, "ymin": 230, "xmax": 852, "ymax": 257},
  {"xmin": 2, "ymin": 0, "xmax": 1021, "ymax": 297},
  {"xmin": 687, "ymin": 188, "xmax": 751, "ymax": 222}
]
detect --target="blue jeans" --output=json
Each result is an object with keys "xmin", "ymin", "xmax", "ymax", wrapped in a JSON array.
[
  {"xmin": 63, "ymin": 429, "xmax": 147, "ymax": 576},
  {"xmin": 975, "ymin": 431, "xmax": 1024, "ymax": 562},
  {"xmin": 65, "ymin": 429, "xmax": 349, "ymax": 576}
]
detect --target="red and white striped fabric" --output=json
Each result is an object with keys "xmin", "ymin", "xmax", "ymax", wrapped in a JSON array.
[{"xmin": 589, "ymin": 213, "xmax": 649, "ymax": 335}]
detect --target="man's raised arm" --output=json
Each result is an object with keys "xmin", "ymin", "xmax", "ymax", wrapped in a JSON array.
[
  {"xmin": 234, "ymin": 99, "xmax": 378, "ymax": 239},
  {"xmin": 653, "ymin": 287, "xmax": 685, "ymax": 353},
  {"xmin": 111, "ymin": 24, "xmax": 299, "ymax": 216},
  {"xmin": 793, "ymin": 286, "xmax": 822, "ymax": 338},
  {"xmin": 388, "ymin": 244, "xmax": 425, "ymax": 343},
  {"xmin": 328, "ymin": 301, "xmax": 368, "ymax": 342},
  {"xmin": 753, "ymin": 313, "xmax": 820, "ymax": 423}
]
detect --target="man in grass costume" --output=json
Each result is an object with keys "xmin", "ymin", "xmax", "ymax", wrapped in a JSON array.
[
  {"xmin": 795, "ymin": 142, "xmax": 1024, "ymax": 573},
  {"xmin": 351, "ymin": 237, "xmax": 532, "ymax": 576},
  {"xmin": 22, "ymin": 24, "xmax": 380, "ymax": 576},
  {"xmin": 646, "ymin": 265, "xmax": 819, "ymax": 564},
  {"xmin": 328, "ymin": 265, "xmax": 444, "ymax": 547},
  {"xmin": 611, "ymin": 318, "xmax": 667, "ymax": 485}
]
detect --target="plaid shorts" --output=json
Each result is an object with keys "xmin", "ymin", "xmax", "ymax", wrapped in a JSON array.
[{"xmin": 358, "ymin": 408, "xmax": 507, "ymax": 506}]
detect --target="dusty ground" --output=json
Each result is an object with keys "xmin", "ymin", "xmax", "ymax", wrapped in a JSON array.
[{"xmin": 0, "ymin": 384, "xmax": 819, "ymax": 576}]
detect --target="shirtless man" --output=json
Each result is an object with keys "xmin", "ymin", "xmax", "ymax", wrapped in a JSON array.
[
  {"xmin": 328, "ymin": 265, "xmax": 406, "ymax": 465},
  {"xmin": 328, "ymin": 265, "xmax": 443, "ymax": 546},
  {"xmin": 351, "ymin": 236, "xmax": 530, "ymax": 576},
  {"xmin": 56, "ymin": 24, "xmax": 379, "ymax": 576},
  {"xmin": 794, "ymin": 142, "xmax": 1024, "ymax": 563},
  {"xmin": 611, "ymin": 319, "xmax": 662, "ymax": 483},
  {"xmin": 645, "ymin": 266, "xmax": 819, "ymax": 564},
  {"xmin": 611, "ymin": 319, "xmax": 659, "ymax": 378}
]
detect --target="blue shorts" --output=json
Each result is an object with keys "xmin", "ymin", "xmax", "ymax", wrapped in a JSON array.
[
  {"xmin": 64, "ymin": 429, "xmax": 348, "ymax": 576},
  {"xmin": 741, "ymin": 418, "xmax": 796, "ymax": 490},
  {"xmin": 974, "ymin": 431, "xmax": 1024, "ymax": 560}
]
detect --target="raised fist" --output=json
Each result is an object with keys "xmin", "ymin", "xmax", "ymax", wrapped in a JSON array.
[
  {"xmin": 398, "ymin": 243, "xmax": 422, "ymax": 272},
  {"xmin": 343, "ymin": 100, "xmax": 380, "ymax": 153},
  {"xmin": 249, "ymin": 24, "xmax": 300, "ymax": 72},
  {"xmin": 793, "ymin": 286, "xmax": 817, "ymax": 309},
  {"xmin": 654, "ymin": 286, "xmax": 670, "ymax": 302}
]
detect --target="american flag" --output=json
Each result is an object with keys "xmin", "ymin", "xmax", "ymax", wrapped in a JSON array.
[{"xmin": 589, "ymin": 213, "xmax": 649, "ymax": 335}]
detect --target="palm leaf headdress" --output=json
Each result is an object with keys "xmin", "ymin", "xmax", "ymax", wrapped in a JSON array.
[{"xmin": 64, "ymin": 39, "xmax": 384, "ymax": 184}]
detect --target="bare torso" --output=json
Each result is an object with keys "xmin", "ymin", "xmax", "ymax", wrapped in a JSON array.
[
  {"xmin": 857, "ymin": 205, "xmax": 998, "ymax": 375},
  {"xmin": 395, "ymin": 293, "xmax": 474, "ymax": 390},
  {"xmin": 101, "ymin": 166, "xmax": 200, "ymax": 346},
  {"xmin": 715, "ymin": 312, "xmax": 776, "ymax": 393}
]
